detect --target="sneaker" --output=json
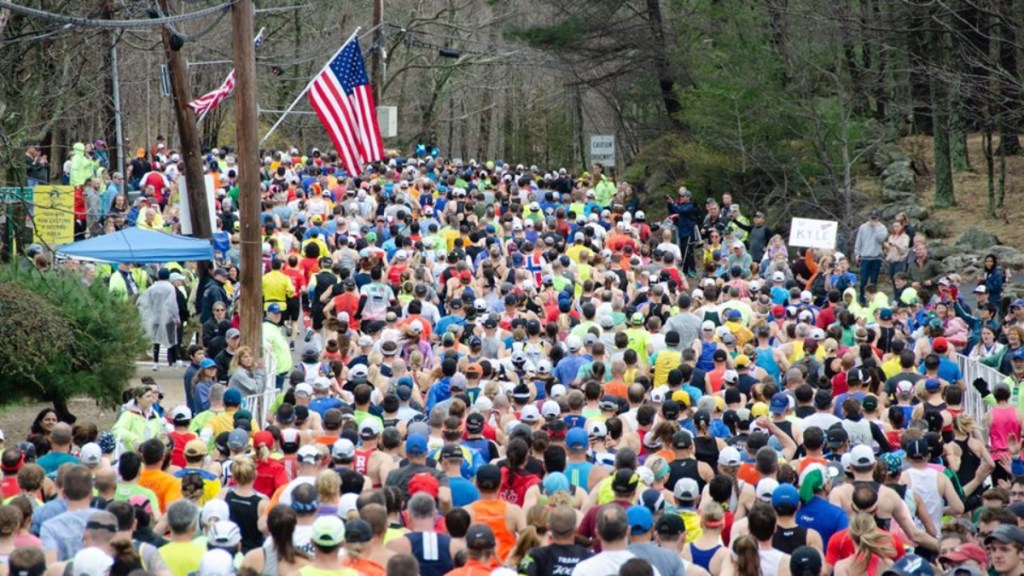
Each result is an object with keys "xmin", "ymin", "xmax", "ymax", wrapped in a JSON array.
[{"xmin": 151, "ymin": 362, "xmax": 159, "ymax": 372}]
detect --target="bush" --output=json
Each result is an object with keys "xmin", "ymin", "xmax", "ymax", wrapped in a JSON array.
[{"xmin": 0, "ymin": 264, "xmax": 147, "ymax": 420}]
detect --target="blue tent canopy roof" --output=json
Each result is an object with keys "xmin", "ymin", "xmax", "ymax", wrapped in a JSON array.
[{"xmin": 56, "ymin": 227, "xmax": 214, "ymax": 263}]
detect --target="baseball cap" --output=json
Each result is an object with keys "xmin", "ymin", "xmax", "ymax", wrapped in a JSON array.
[
  {"xmin": 297, "ymin": 445, "xmax": 321, "ymax": 465},
  {"xmin": 566, "ymin": 428, "xmax": 589, "ymax": 451},
  {"xmin": 656, "ymin": 513, "xmax": 685, "ymax": 537},
  {"xmin": 588, "ymin": 421, "xmax": 608, "ymax": 439},
  {"xmin": 790, "ymin": 547, "xmax": 823, "ymax": 576},
  {"xmin": 360, "ymin": 418, "xmax": 383, "ymax": 438},
  {"xmin": 208, "ymin": 520, "xmax": 242, "ymax": 548},
  {"xmin": 267, "ymin": 303, "xmax": 282, "ymax": 314},
  {"xmin": 756, "ymin": 478, "xmax": 779, "ymax": 501},
  {"xmin": 895, "ymin": 380, "xmax": 914, "ymax": 396},
  {"xmin": 826, "ymin": 426, "xmax": 849, "ymax": 448},
  {"xmin": 252, "ymin": 430, "xmax": 274, "ymax": 450},
  {"xmin": 673, "ymin": 477, "xmax": 699, "ymax": 502},
  {"xmin": 718, "ymin": 446, "xmax": 741, "ymax": 467},
  {"xmin": 626, "ymin": 505, "xmax": 654, "ymax": 535},
  {"xmin": 850, "ymin": 445, "xmax": 875, "ymax": 467},
  {"xmin": 185, "ymin": 439, "xmax": 209, "ymax": 458},
  {"xmin": 939, "ymin": 543, "xmax": 989, "ymax": 569},
  {"xmin": 925, "ymin": 377, "xmax": 942, "ymax": 392},
  {"xmin": 331, "ymin": 439, "xmax": 355, "ymax": 462},
  {"xmin": 409, "ymin": 472, "xmax": 440, "ymax": 498},
  {"xmin": 170, "ymin": 405, "xmax": 193, "ymax": 423},
  {"xmin": 772, "ymin": 484, "xmax": 800, "ymax": 508},
  {"xmin": 199, "ymin": 358, "xmax": 217, "ymax": 369},
  {"xmin": 405, "ymin": 433, "xmax": 428, "ymax": 456},
  {"xmin": 294, "ymin": 382, "xmax": 313, "ymax": 397},
  {"xmin": 201, "ymin": 499, "xmax": 230, "ymax": 525},
  {"xmin": 227, "ymin": 429, "xmax": 249, "ymax": 450},
  {"xmin": 466, "ymin": 524, "xmax": 497, "ymax": 550},
  {"xmin": 344, "ymin": 519, "xmax": 373, "ymax": 544},
  {"xmin": 441, "ymin": 444, "xmax": 463, "ymax": 460},
  {"xmin": 311, "ymin": 516, "xmax": 345, "ymax": 547},
  {"xmin": 882, "ymin": 555, "xmax": 935, "ymax": 576},
  {"xmin": 541, "ymin": 400, "xmax": 561, "ymax": 419},
  {"xmin": 80, "ymin": 443, "xmax": 102, "ymax": 467},
  {"xmin": 198, "ymin": 549, "xmax": 235, "ymax": 576},
  {"xmin": 986, "ymin": 524, "xmax": 1024, "ymax": 547},
  {"xmin": 932, "ymin": 337, "xmax": 949, "ymax": 353},
  {"xmin": 520, "ymin": 405, "xmax": 541, "ymax": 424},
  {"xmin": 612, "ymin": 469, "xmax": 640, "ymax": 494},
  {"xmin": 72, "ymin": 547, "xmax": 114, "ymax": 576},
  {"xmin": 466, "ymin": 412, "xmax": 486, "ymax": 434},
  {"xmin": 905, "ymin": 438, "xmax": 930, "ymax": 459},
  {"xmin": 640, "ymin": 488, "xmax": 666, "ymax": 514},
  {"xmin": 672, "ymin": 430, "xmax": 693, "ymax": 449},
  {"xmin": 770, "ymin": 392, "xmax": 789, "ymax": 414},
  {"xmin": 476, "ymin": 464, "xmax": 503, "ymax": 490},
  {"xmin": 223, "ymin": 388, "xmax": 243, "ymax": 406}
]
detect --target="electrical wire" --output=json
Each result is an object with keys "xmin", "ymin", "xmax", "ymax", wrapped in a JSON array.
[{"xmin": 0, "ymin": 0, "xmax": 234, "ymax": 29}]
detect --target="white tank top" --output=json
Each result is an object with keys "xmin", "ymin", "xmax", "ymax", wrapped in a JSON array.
[
  {"xmin": 759, "ymin": 546, "xmax": 786, "ymax": 576},
  {"xmin": 842, "ymin": 418, "xmax": 872, "ymax": 448},
  {"xmin": 906, "ymin": 467, "xmax": 943, "ymax": 533}
]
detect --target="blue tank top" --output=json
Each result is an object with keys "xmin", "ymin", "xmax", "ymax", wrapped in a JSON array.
[
  {"xmin": 756, "ymin": 345, "xmax": 781, "ymax": 383},
  {"xmin": 462, "ymin": 438, "xmax": 493, "ymax": 462},
  {"xmin": 565, "ymin": 461, "xmax": 594, "ymax": 490},
  {"xmin": 407, "ymin": 532, "xmax": 453, "ymax": 576},
  {"xmin": 697, "ymin": 341, "xmax": 717, "ymax": 372},
  {"xmin": 689, "ymin": 543, "xmax": 722, "ymax": 572}
]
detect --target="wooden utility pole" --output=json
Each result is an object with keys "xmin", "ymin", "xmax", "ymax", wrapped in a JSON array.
[
  {"xmin": 371, "ymin": 0, "xmax": 383, "ymax": 101},
  {"xmin": 156, "ymin": 0, "xmax": 211, "ymax": 239},
  {"xmin": 232, "ymin": 0, "xmax": 263, "ymax": 356}
]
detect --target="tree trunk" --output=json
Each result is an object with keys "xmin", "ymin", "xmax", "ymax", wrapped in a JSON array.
[
  {"xmin": 932, "ymin": 89, "xmax": 955, "ymax": 207},
  {"xmin": 999, "ymin": 0, "xmax": 1021, "ymax": 154},
  {"xmin": 906, "ymin": 6, "xmax": 932, "ymax": 134},
  {"xmin": 950, "ymin": 107, "xmax": 970, "ymax": 172},
  {"xmin": 644, "ymin": 0, "xmax": 686, "ymax": 132},
  {"xmin": 983, "ymin": 127, "xmax": 995, "ymax": 217}
]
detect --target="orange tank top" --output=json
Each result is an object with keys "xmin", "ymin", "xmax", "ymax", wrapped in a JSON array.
[{"xmin": 470, "ymin": 499, "xmax": 515, "ymax": 562}]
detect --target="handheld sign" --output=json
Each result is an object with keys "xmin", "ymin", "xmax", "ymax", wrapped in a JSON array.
[{"xmin": 789, "ymin": 217, "xmax": 838, "ymax": 250}]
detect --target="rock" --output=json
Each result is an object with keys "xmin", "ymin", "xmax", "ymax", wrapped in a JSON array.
[
  {"xmin": 926, "ymin": 243, "xmax": 958, "ymax": 260},
  {"xmin": 915, "ymin": 220, "xmax": 948, "ymax": 239},
  {"xmin": 990, "ymin": 245, "xmax": 1024, "ymax": 269},
  {"xmin": 942, "ymin": 254, "xmax": 983, "ymax": 272},
  {"xmin": 881, "ymin": 202, "xmax": 928, "ymax": 221},
  {"xmin": 956, "ymin": 227, "xmax": 1000, "ymax": 250},
  {"xmin": 882, "ymin": 187, "xmax": 914, "ymax": 202},
  {"xmin": 882, "ymin": 163, "xmax": 915, "ymax": 192},
  {"xmin": 872, "ymin": 144, "xmax": 909, "ymax": 173}
]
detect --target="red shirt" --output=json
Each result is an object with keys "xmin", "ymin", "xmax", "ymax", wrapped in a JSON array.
[
  {"xmin": 0, "ymin": 476, "xmax": 20, "ymax": 500},
  {"xmin": 825, "ymin": 528, "xmax": 906, "ymax": 566},
  {"xmin": 332, "ymin": 292, "xmax": 361, "ymax": 330},
  {"xmin": 254, "ymin": 458, "xmax": 289, "ymax": 498},
  {"xmin": 282, "ymin": 266, "xmax": 306, "ymax": 293},
  {"xmin": 298, "ymin": 257, "xmax": 320, "ymax": 282},
  {"xmin": 831, "ymin": 372, "xmax": 849, "ymax": 396}
]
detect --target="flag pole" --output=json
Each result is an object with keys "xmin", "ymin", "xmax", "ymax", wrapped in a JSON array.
[{"xmin": 260, "ymin": 27, "xmax": 361, "ymax": 144}]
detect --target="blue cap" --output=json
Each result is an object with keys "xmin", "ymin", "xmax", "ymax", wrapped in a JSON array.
[
  {"xmin": 726, "ymin": 309, "xmax": 742, "ymax": 321},
  {"xmin": 1013, "ymin": 349, "xmax": 1024, "ymax": 361},
  {"xmin": 640, "ymin": 488, "xmax": 666, "ymax": 514},
  {"xmin": 199, "ymin": 358, "xmax": 217, "ymax": 369},
  {"xmin": 267, "ymin": 303, "xmax": 283, "ymax": 314},
  {"xmin": 770, "ymin": 392, "xmax": 789, "ymax": 414},
  {"xmin": 772, "ymin": 484, "xmax": 800, "ymax": 508},
  {"xmin": 884, "ymin": 555, "xmax": 935, "ymax": 576},
  {"xmin": 566, "ymin": 428, "xmax": 588, "ymax": 451},
  {"xmin": 542, "ymin": 472, "xmax": 569, "ymax": 496},
  {"xmin": 626, "ymin": 505, "xmax": 654, "ymax": 535},
  {"xmin": 223, "ymin": 388, "xmax": 243, "ymax": 405},
  {"xmin": 924, "ymin": 377, "xmax": 941, "ymax": 392},
  {"xmin": 879, "ymin": 308, "xmax": 893, "ymax": 320},
  {"xmin": 405, "ymin": 434, "xmax": 428, "ymax": 456}
]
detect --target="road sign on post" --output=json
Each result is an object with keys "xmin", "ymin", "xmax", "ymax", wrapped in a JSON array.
[{"xmin": 590, "ymin": 135, "xmax": 615, "ymax": 168}]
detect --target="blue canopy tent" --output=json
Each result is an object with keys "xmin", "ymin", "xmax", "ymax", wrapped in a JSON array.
[{"xmin": 56, "ymin": 227, "xmax": 214, "ymax": 263}]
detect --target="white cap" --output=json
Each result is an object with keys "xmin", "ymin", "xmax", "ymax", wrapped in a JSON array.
[
  {"xmin": 360, "ymin": 418, "xmax": 383, "ymax": 438},
  {"xmin": 550, "ymin": 384, "xmax": 567, "ymax": 398},
  {"xmin": 198, "ymin": 549, "xmax": 235, "ymax": 576},
  {"xmin": 701, "ymin": 320, "xmax": 715, "ymax": 332},
  {"xmin": 72, "ymin": 547, "xmax": 114, "ymax": 576},
  {"xmin": 650, "ymin": 387, "xmax": 668, "ymax": 403},
  {"xmin": 474, "ymin": 298, "xmax": 487, "ymax": 311},
  {"xmin": 357, "ymin": 334, "xmax": 374, "ymax": 346},
  {"xmin": 295, "ymin": 383, "xmax": 313, "ymax": 397},
  {"xmin": 207, "ymin": 520, "xmax": 242, "ymax": 548},
  {"xmin": 636, "ymin": 210, "xmax": 646, "ymax": 220},
  {"xmin": 772, "ymin": 271, "xmax": 786, "ymax": 282},
  {"xmin": 80, "ymin": 443, "xmax": 102, "ymax": 467},
  {"xmin": 349, "ymin": 364, "xmax": 369, "ymax": 379},
  {"xmin": 313, "ymin": 376, "xmax": 332, "ymax": 391},
  {"xmin": 756, "ymin": 478, "xmax": 779, "ymax": 501},
  {"xmin": 339, "ymin": 492, "xmax": 359, "ymax": 519},
  {"xmin": 692, "ymin": 288, "xmax": 704, "ymax": 300},
  {"xmin": 170, "ymin": 405, "xmax": 193, "ymax": 422},
  {"xmin": 201, "ymin": 499, "xmax": 230, "ymax": 526},
  {"xmin": 718, "ymin": 446, "xmax": 742, "ymax": 467},
  {"xmin": 566, "ymin": 336, "xmax": 582, "ymax": 351},
  {"xmin": 541, "ymin": 400, "xmax": 561, "ymax": 419},
  {"xmin": 332, "ymin": 438, "xmax": 356, "ymax": 460},
  {"xmin": 636, "ymin": 466, "xmax": 655, "ymax": 487},
  {"xmin": 800, "ymin": 290, "xmax": 813, "ymax": 303},
  {"xmin": 505, "ymin": 419, "xmax": 523, "ymax": 436},
  {"xmin": 297, "ymin": 445, "xmax": 321, "ymax": 465},
  {"xmin": 536, "ymin": 359, "xmax": 552, "ymax": 374},
  {"xmin": 850, "ymin": 445, "xmax": 876, "ymax": 467},
  {"xmin": 673, "ymin": 477, "xmax": 700, "ymax": 501},
  {"xmin": 595, "ymin": 452, "xmax": 616, "ymax": 467},
  {"xmin": 474, "ymin": 395, "xmax": 494, "ymax": 412},
  {"xmin": 587, "ymin": 421, "xmax": 608, "ymax": 438},
  {"xmin": 520, "ymin": 405, "xmax": 541, "ymax": 424},
  {"xmin": 723, "ymin": 370, "xmax": 739, "ymax": 384}
]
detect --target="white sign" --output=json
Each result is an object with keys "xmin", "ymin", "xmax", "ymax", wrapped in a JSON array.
[
  {"xmin": 178, "ymin": 175, "xmax": 217, "ymax": 236},
  {"xmin": 377, "ymin": 106, "xmax": 397, "ymax": 139},
  {"xmin": 590, "ymin": 135, "xmax": 615, "ymax": 166},
  {"xmin": 789, "ymin": 217, "xmax": 839, "ymax": 250}
]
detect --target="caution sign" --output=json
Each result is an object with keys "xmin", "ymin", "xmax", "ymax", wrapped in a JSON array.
[{"xmin": 33, "ymin": 186, "xmax": 75, "ymax": 247}]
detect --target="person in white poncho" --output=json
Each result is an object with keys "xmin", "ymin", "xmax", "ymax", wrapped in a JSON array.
[{"xmin": 137, "ymin": 268, "xmax": 180, "ymax": 371}]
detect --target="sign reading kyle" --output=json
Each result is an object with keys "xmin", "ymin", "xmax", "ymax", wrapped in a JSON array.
[{"xmin": 788, "ymin": 217, "xmax": 838, "ymax": 250}]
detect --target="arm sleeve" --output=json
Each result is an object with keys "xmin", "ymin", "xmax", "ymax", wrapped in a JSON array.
[{"xmin": 869, "ymin": 422, "xmax": 893, "ymax": 453}]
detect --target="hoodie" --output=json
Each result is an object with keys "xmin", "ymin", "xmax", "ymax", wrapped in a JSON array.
[{"xmin": 69, "ymin": 142, "xmax": 95, "ymax": 187}]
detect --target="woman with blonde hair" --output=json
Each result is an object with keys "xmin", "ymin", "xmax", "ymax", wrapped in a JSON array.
[
  {"xmin": 228, "ymin": 346, "xmax": 267, "ymax": 396},
  {"xmin": 315, "ymin": 469, "xmax": 341, "ymax": 516},
  {"xmin": 506, "ymin": 504, "xmax": 549, "ymax": 568},
  {"xmin": 222, "ymin": 456, "xmax": 268, "ymax": 554},
  {"xmin": 683, "ymin": 501, "xmax": 729, "ymax": 574},
  {"xmin": 833, "ymin": 513, "xmax": 895, "ymax": 576}
]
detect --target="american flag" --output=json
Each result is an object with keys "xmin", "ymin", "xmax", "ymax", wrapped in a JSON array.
[
  {"xmin": 307, "ymin": 41, "xmax": 384, "ymax": 176},
  {"xmin": 188, "ymin": 29, "xmax": 265, "ymax": 119}
]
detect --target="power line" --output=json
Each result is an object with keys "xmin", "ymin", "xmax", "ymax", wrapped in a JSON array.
[{"xmin": 0, "ymin": 1, "xmax": 234, "ymax": 29}]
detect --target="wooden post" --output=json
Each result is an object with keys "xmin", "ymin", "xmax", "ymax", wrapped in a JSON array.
[
  {"xmin": 232, "ymin": 0, "xmax": 263, "ymax": 356},
  {"xmin": 155, "ymin": 0, "xmax": 212, "ymax": 240}
]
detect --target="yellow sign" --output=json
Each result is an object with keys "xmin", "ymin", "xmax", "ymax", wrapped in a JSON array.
[{"xmin": 33, "ymin": 186, "xmax": 76, "ymax": 247}]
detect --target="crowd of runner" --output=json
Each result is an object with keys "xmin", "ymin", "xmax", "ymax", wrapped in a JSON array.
[{"xmin": 12, "ymin": 140, "xmax": 1024, "ymax": 576}]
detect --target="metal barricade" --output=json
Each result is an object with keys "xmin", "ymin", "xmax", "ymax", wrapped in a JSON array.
[
  {"xmin": 956, "ymin": 353, "xmax": 1005, "ymax": 424},
  {"xmin": 242, "ymin": 344, "xmax": 278, "ymax": 426}
]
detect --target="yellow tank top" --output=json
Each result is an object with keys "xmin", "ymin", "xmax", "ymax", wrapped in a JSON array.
[{"xmin": 654, "ymin": 350, "xmax": 683, "ymax": 386}]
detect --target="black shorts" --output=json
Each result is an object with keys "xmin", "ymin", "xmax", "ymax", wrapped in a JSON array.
[{"xmin": 286, "ymin": 296, "xmax": 300, "ymax": 322}]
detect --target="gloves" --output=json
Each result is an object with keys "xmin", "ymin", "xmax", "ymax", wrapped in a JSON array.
[{"xmin": 973, "ymin": 377, "xmax": 990, "ymax": 397}]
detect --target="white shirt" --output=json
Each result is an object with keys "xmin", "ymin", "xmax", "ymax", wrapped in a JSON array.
[
  {"xmin": 802, "ymin": 412, "xmax": 841, "ymax": 432},
  {"xmin": 572, "ymin": 550, "xmax": 662, "ymax": 576}
]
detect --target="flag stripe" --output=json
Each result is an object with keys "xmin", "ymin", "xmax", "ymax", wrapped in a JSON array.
[
  {"xmin": 189, "ymin": 29, "xmax": 262, "ymax": 119},
  {"xmin": 306, "ymin": 40, "xmax": 385, "ymax": 175}
]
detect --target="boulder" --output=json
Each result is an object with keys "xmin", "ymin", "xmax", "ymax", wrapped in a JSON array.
[
  {"xmin": 990, "ymin": 245, "xmax": 1024, "ymax": 269},
  {"xmin": 871, "ymin": 144, "xmax": 909, "ymax": 173},
  {"xmin": 881, "ymin": 201, "xmax": 928, "ymax": 221},
  {"xmin": 915, "ymin": 219, "xmax": 949, "ymax": 239},
  {"xmin": 926, "ymin": 243, "xmax": 958, "ymax": 260},
  {"xmin": 882, "ymin": 164, "xmax": 915, "ymax": 192},
  {"xmin": 942, "ymin": 254, "xmax": 983, "ymax": 272},
  {"xmin": 882, "ymin": 187, "xmax": 914, "ymax": 202},
  {"xmin": 956, "ymin": 227, "xmax": 1000, "ymax": 251}
]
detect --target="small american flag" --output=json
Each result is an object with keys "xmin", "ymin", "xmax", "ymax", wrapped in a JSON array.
[
  {"xmin": 189, "ymin": 28, "xmax": 265, "ymax": 119},
  {"xmin": 307, "ymin": 41, "xmax": 384, "ymax": 176}
]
